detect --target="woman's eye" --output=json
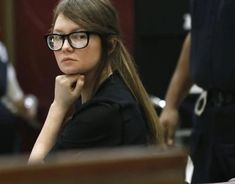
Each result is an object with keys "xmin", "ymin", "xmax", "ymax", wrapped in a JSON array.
[{"xmin": 72, "ymin": 33, "xmax": 87, "ymax": 40}]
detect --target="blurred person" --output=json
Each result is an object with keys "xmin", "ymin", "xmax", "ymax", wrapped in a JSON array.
[
  {"xmin": 0, "ymin": 40, "xmax": 37, "ymax": 154},
  {"xmin": 28, "ymin": 0, "xmax": 163, "ymax": 163},
  {"xmin": 160, "ymin": 0, "xmax": 235, "ymax": 183}
]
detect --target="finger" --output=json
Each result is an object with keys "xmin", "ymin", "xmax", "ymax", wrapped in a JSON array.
[
  {"xmin": 67, "ymin": 75, "xmax": 83, "ymax": 89},
  {"xmin": 55, "ymin": 75, "xmax": 66, "ymax": 84},
  {"xmin": 77, "ymin": 75, "xmax": 85, "ymax": 87},
  {"xmin": 167, "ymin": 138, "xmax": 174, "ymax": 146},
  {"xmin": 167, "ymin": 128, "xmax": 175, "ymax": 146},
  {"xmin": 73, "ymin": 75, "xmax": 85, "ymax": 94},
  {"xmin": 56, "ymin": 75, "xmax": 76, "ymax": 88}
]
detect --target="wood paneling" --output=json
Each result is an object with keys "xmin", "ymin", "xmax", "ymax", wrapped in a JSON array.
[{"xmin": 0, "ymin": 146, "xmax": 187, "ymax": 184}]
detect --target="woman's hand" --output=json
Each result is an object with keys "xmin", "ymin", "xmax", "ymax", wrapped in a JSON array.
[
  {"xmin": 53, "ymin": 74, "xmax": 85, "ymax": 110},
  {"xmin": 159, "ymin": 108, "xmax": 180, "ymax": 146}
]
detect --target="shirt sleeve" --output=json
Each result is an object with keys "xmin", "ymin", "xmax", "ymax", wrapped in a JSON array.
[
  {"xmin": 56, "ymin": 102, "xmax": 124, "ymax": 149},
  {"xmin": 6, "ymin": 63, "xmax": 24, "ymax": 102},
  {"xmin": 0, "ymin": 41, "xmax": 8, "ymax": 63}
]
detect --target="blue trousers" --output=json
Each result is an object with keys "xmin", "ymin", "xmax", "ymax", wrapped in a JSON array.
[
  {"xmin": 190, "ymin": 102, "xmax": 235, "ymax": 183},
  {"xmin": 0, "ymin": 102, "xmax": 18, "ymax": 154}
]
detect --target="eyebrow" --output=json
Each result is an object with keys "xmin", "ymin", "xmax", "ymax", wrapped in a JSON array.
[{"xmin": 53, "ymin": 28, "xmax": 84, "ymax": 34}]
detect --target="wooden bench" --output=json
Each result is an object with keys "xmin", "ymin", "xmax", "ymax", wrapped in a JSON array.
[{"xmin": 0, "ymin": 146, "xmax": 187, "ymax": 184}]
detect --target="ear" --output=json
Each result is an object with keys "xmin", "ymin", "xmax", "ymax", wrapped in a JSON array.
[{"xmin": 108, "ymin": 38, "xmax": 117, "ymax": 54}]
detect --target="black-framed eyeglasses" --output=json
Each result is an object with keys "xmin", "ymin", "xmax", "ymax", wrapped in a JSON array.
[{"xmin": 44, "ymin": 31, "xmax": 96, "ymax": 51}]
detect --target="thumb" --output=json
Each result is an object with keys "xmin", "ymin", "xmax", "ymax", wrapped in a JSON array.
[{"xmin": 73, "ymin": 75, "xmax": 85, "ymax": 95}]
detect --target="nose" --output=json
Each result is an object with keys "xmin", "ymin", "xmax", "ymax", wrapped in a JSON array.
[{"xmin": 61, "ymin": 38, "xmax": 73, "ymax": 51}]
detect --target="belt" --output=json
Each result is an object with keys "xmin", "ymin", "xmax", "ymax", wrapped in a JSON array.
[
  {"xmin": 208, "ymin": 90, "xmax": 235, "ymax": 106},
  {"xmin": 194, "ymin": 90, "xmax": 235, "ymax": 116}
]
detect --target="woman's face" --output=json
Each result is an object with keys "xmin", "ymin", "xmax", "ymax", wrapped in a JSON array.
[{"xmin": 53, "ymin": 14, "xmax": 102, "ymax": 75}]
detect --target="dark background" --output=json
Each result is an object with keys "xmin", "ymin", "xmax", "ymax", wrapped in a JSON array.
[{"xmin": 135, "ymin": 0, "xmax": 189, "ymax": 98}]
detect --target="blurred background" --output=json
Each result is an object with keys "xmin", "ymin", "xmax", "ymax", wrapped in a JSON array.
[{"xmin": 0, "ymin": 0, "xmax": 190, "ymax": 154}]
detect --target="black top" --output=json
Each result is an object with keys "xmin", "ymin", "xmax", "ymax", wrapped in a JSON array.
[
  {"xmin": 52, "ymin": 71, "xmax": 150, "ymax": 151},
  {"xmin": 190, "ymin": 0, "xmax": 235, "ymax": 91},
  {"xmin": 0, "ymin": 59, "xmax": 7, "ymax": 98}
]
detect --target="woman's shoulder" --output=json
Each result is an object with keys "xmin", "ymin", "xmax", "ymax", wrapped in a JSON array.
[{"xmin": 94, "ymin": 71, "xmax": 136, "ymax": 105}]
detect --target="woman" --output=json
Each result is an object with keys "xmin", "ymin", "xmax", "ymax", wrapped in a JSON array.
[{"xmin": 29, "ymin": 0, "xmax": 163, "ymax": 163}]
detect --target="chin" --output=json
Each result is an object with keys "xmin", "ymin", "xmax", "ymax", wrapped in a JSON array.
[
  {"xmin": 61, "ymin": 70, "xmax": 77, "ymax": 75},
  {"xmin": 59, "ymin": 67, "xmax": 75, "ymax": 74},
  {"xmin": 61, "ymin": 69, "xmax": 85, "ymax": 75}
]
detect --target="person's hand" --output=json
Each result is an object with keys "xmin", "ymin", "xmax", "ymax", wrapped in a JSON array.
[
  {"xmin": 159, "ymin": 108, "xmax": 180, "ymax": 146},
  {"xmin": 53, "ymin": 74, "xmax": 85, "ymax": 110}
]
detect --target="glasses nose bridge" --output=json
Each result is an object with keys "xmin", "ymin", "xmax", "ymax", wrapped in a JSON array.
[{"xmin": 61, "ymin": 34, "xmax": 72, "ymax": 49}]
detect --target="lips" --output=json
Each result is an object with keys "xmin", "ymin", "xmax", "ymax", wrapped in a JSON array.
[
  {"xmin": 61, "ymin": 57, "xmax": 76, "ymax": 62},
  {"xmin": 61, "ymin": 58, "xmax": 78, "ymax": 66}
]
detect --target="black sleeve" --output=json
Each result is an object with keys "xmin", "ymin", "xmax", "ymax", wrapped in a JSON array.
[
  {"xmin": 56, "ymin": 102, "xmax": 124, "ymax": 149},
  {"xmin": 0, "ymin": 61, "xmax": 7, "ymax": 97}
]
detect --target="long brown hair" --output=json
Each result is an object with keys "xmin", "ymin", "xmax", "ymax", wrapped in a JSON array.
[{"xmin": 51, "ymin": 0, "xmax": 163, "ymax": 144}]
